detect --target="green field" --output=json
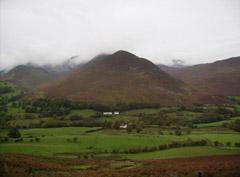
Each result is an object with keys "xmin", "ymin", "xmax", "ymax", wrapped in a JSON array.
[
  {"xmin": 121, "ymin": 146, "xmax": 239, "ymax": 160},
  {"xmin": 201, "ymin": 134, "xmax": 240, "ymax": 147},
  {"xmin": 195, "ymin": 117, "xmax": 240, "ymax": 128},
  {"xmin": 67, "ymin": 109, "xmax": 98, "ymax": 118},
  {"xmin": 1, "ymin": 127, "xmax": 239, "ymax": 159}
]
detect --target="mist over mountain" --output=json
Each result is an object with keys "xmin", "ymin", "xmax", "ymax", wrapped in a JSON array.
[{"xmin": 42, "ymin": 56, "xmax": 86, "ymax": 78}]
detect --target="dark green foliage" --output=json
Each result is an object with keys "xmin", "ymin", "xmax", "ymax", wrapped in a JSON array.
[
  {"xmin": 112, "ymin": 149, "xmax": 119, "ymax": 153},
  {"xmin": 226, "ymin": 142, "xmax": 231, "ymax": 146},
  {"xmin": 113, "ymin": 120, "xmax": 121, "ymax": 129},
  {"xmin": 136, "ymin": 127, "xmax": 142, "ymax": 134},
  {"xmin": 14, "ymin": 138, "xmax": 23, "ymax": 142},
  {"xmin": 8, "ymin": 127, "xmax": 21, "ymax": 139},
  {"xmin": 158, "ymin": 144, "xmax": 168, "ymax": 150},
  {"xmin": 25, "ymin": 106, "xmax": 38, "ymax": 113},
  {"xmin": 234, "ymin": 142, "xmax": 240, "ymax": 147},
  {"xmin": 73, "ymin": 137, "xmax": 78, "ymax": 143},
  {"xmin": 35, "ymin": 137, "xmax": 40, "ymax": 142},
  {"xmin": 70, "ymin": 114, "xmax": 82, "ymax": 121},
  {"xmin": 0, "ymin": 136, "xmax": 9, "ymax": 142},
  {"xmin": 174, "ymin": 127, "xmax": 182, "ymax": 136},
  {"xmin": 126, "ymin": 123, "xmax": 133, "ymax": 134},
  {"xmin": 93, "ymin": 112, "xmax": 103, "ymax": 118},
  {"xmin": 214, "ymin": 141, "xmax": 220, "ymax": 146},
  {"xmin": 0, "ymin": 86, "xmax": 14, "ymax": 94}
]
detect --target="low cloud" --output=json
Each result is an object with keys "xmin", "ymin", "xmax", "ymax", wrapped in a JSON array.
[{"xmin": 1, "ymin": 0, "xmax": 240, "ymax": 70}]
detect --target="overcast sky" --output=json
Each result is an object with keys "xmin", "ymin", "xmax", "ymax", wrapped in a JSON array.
[{"xmin": 0, "ymin": 0, "xmax": 240, "ymax": 70}]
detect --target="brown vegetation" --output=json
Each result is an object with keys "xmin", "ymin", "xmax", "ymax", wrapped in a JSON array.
[
  {"xmin": 30, "ymin": 51, "xmax": 227, "ymax": 105},
  {"xmin": 159, "ymin": 56, "xmax": 240, "ymax": 96},
  {"xmin": 1, "ymin": 153, "xmax": 240, "ymax": 177}
]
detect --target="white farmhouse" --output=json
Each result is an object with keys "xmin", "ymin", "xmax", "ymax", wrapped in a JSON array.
[
  {"xmin": 103, "ymin": 112, "xmax": 112, "ymax": 115},
  {"xmin": 114, "ymin": 111, "xmax": 119, "ymax": 115},
  {"xmin": 120, "ymin": 124, "xmax": 127, "ymax": 129}
]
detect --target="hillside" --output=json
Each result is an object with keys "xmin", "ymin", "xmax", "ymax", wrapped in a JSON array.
[
  {"xmin": 0, "ymin": 65, "xmax": 56, "ymax": 91},
  {"xmin": 159, "ymin": 57, "xmax": 240, "ymax": 96},
  {"xmin": 30, "ymin": 51, "xmax": 227, "ymax": 105}
]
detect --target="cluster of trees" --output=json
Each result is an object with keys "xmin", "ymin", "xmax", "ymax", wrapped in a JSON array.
[
  {"xmin": 22, "ymin": 98, "xmax": 160, "ymax": 113},
  {"xmin": 222, "ymin": 119, "xmax": 240, "ymax": 132},
  {"xmin": 0, "ymin": 86, "xmax": 14, "ymax": 94}
]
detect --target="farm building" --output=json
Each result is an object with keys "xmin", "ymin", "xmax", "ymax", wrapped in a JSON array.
[{"xmin": 120, "ymin": 124, "xmax": 127, "ymax": 129}]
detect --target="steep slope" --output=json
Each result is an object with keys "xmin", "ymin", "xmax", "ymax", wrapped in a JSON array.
[
  {"xmin": 31, "ymin": 51, "xmax": 227, "ymax": 105},
  {"xmin": 0, "ymin": 65, "xmax": 56, "ymax": 91},
  {"xmin": 159, "ymin": 57, "xmax": 240, "ymax": 96}
]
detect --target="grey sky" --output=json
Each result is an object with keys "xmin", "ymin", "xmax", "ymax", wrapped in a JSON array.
[{"xmin": 0, "ymin": 0, "xmax": 240, "ymax": 70}]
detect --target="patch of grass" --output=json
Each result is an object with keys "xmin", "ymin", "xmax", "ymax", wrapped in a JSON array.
[
  {"xmin": 121, "ymin": 146, "xmax": 240, "ymax": 160},
  {"xmin": 195, "ymin": 117, "xmax": 240, "ymax": 128},
  {"xmin": 69, "ymin": 164, "xmax": 97, "ymax": 169},
  {"xmin": 200, "ymin": 133, "xmax": 240, "ymax": 147},
  {"xmin": 67, "ymin": 109, "xmax": 98, "ymax": 118}
]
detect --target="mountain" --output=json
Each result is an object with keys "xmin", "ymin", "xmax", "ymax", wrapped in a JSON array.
[
  {"xmin": 0, "ymin": 65, "xmax": 56, "ymax": 91},
  {"xmin": 29, "ymin": 50, "xmax": 227, "ymax": 105},
  {"xmin": 43, "ymin": 56, "xmax": 85, "ymax": 79},
  {"xmin": 159, "ymin": 57, "xmax": 240, "ymax": 96}
]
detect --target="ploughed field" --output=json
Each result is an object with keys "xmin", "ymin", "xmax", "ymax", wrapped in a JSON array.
[{"xmin": 1, "ymin": 153, "xmax": 240, "ymax": 177}]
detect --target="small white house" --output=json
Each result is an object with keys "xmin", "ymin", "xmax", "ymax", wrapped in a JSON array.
[
  {"xmin": 120, "ymin": 124, "xmax": 127, "ymax": 129},
  {"xmin": 114, "ymin": 112, "xmax": 119, "ymax": 115},
  {"xmin": 103, "ymin": 112, "xmax": 112, "ymax": 115}
]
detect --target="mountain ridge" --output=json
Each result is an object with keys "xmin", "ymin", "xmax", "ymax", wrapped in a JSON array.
[
  {"xmin": 159, "ymin": 56, "xmax": 240, "ymax": 96},
  {"xmin": 29, "ymin": 50, "xmax": 228, "ymax": 105}
]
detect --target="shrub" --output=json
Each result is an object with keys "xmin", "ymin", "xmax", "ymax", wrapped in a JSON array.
[
  {"xmin": 14, "ymin": 138, "xmax": 23, "ymax": 142},
  {"xmin": 200, "ymin": 140, "xmax": 208, "ymax": 146},
  {"xmin": 35, "ymin": 137, "xmax": 40, "ymax": 142},
  {"xmin": 150, "ymin": 146, "xmax": 157, "ymax": 152},
  {"xmin": 234, "ymin": 142, "xmax": 240, "ymax": 147},
  {"xmin": 73, "ymin": 137, "xmax": 78, "ymax": 143},
  {"xmin": 214, "ymin": 141, "xmax": 220, "ymax": 146},
  {"xmin": 136, "ymin": 127, "xmax": 142, "ymax": 134},
  {"xmin": 70, "ymin": 115, "xmax": 82, "ymax": 121},
  {"xmin": 0, "ymin": 136, "xmax": 9, "ymax": 142},
  {"xmin": 83, "ymin": 154, "xmax": 88, "ymax": 159},
  {"xmin": 174, "ymin": 129, "xmax": 182, "ymax": 136},
  {"xmin": 8, "ymin": 127, "xmax": 21, "ymax": 139},
  {"xmin": 169, "ymin": 142, "xmax": 182, "ymax": 148},
  {"xmin": 142, "ymin": 147, "xmax": 149, "ymax": 152},
  {"xmin": 30, "ymin": 139, "xmax": 33, "ymax": 142},
  {"xmin": 159, "ymin": 144, "xmax": 168, "ymax": 150},
  {"xmin": 226, "ymin": 142, "xmax": 231, "ymax": 146},
  {"xmin": 112, "ymin": 148, "xmax": 119, "ymax": 153}
]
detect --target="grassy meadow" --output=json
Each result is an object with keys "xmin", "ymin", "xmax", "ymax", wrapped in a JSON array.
[{"xmin": 1, "ymin": 126, "xmax": 240, "ymax": 159}]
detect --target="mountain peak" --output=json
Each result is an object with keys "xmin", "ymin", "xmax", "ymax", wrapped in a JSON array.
[{"xmin": 112, "ymin": 50, "xmax": 137, "ymax": 58}]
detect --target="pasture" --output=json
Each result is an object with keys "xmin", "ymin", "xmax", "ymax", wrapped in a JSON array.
[{"xmin": 1, "ymin": 127, "xmax": 239, "ymax": 159}]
